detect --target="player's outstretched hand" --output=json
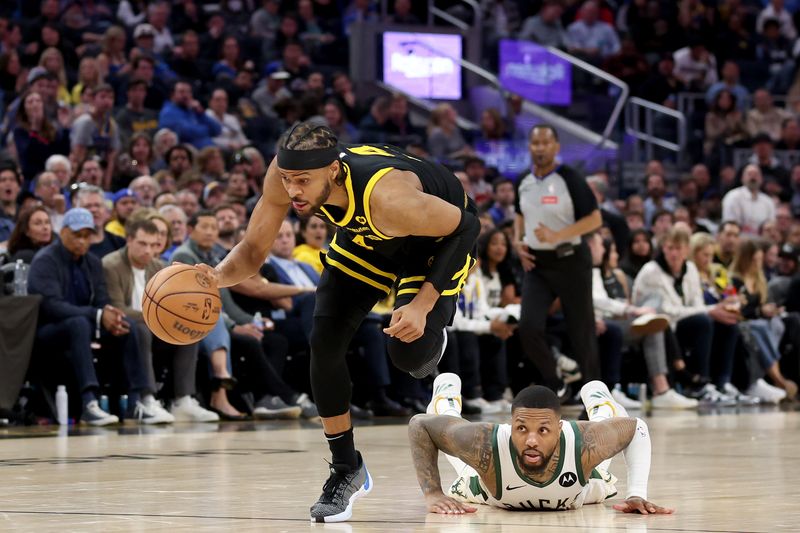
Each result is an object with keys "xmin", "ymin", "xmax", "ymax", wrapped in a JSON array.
[
  {"xmin": 613, "ymin": 497, "xmax": 674, "ymax": 515},
  {"xmin": 191, "ymin": 263, "xmax": 220, "ymax": 288},
  {"xmin": 425, "ymin": 493, "xmax": 477, "ymax": 515},
  {"xmin": 383, "ymin": 304, "xmax": 427, "ymax": 343}
]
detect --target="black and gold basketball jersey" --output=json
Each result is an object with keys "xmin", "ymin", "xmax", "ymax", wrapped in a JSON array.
[
  {"xmin": 315, "ymin": 143, "xmax": 473, "ymax": 297},
  {"xmin": 316, "ymin": 143, "xmax": 469, "ymax": 257}
]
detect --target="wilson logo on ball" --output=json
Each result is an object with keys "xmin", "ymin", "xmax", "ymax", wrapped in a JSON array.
[
  {"xmin": 195, "ymin": 273, "xmax": 211, "ymax": 288},
  {"xmin": 172, "ymin": 321, "xmax": 206, "ymax": 339}
]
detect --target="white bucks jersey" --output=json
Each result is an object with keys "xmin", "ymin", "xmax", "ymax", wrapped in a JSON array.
[{"xmin": 448, "ymin": 420, "xmax": 599, "ymax": 511}]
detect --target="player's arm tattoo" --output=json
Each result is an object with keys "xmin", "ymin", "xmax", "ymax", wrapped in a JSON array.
[
  {"xmin": 408, "ymin": 414, "xmax": 495, "ymax": 496},
  {"xmin": 577, "ymin": 418, "xmax": 637, "ymax": 473}
]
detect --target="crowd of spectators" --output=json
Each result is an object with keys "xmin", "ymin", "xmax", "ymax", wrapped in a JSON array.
[{"xmin": 2, "ymin": 0, "xmax": 800, "ymax": 425}]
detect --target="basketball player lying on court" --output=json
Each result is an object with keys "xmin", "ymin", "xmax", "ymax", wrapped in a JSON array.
[{"xmin": 410, "ymin": 375, "xmax": 674, "ymax": 515}]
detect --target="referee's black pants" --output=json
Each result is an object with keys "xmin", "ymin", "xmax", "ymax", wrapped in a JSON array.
[{"xmin": 518, "ymin": 244, "xmax": 600, "ymax": 391}]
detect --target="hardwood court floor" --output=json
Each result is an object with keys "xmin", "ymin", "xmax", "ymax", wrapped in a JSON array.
[{"xmin": 1, "ymin": 406, "xmax": 799, "ymax": 532}]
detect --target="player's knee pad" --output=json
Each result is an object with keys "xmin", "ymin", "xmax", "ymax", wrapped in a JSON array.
[{"xmin": 387, "ymin": 333, "xmax": 438, "ymax": 374}]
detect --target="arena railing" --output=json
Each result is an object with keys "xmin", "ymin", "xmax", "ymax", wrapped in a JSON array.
[{"xmin": 624, "ymin": 97, "xmax": 687, "ymax": 165}]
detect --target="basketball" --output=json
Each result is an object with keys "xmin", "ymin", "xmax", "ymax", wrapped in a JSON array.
[{"xmin": 142, "ymin": 264, "xmax": 221, "ymax": 345}]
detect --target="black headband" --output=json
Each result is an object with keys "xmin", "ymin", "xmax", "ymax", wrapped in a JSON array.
[{"xmin": 277, "ymin": 145, "xmax": 340, "ymax": 170}]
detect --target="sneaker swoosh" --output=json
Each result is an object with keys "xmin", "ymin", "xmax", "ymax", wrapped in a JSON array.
[{"xmin": 506, "ymin": 484, "xmax": 526, "ymax": 491}]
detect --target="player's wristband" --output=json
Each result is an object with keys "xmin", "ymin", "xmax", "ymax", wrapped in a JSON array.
[{"xmin": 623, "ymin": 417, "xmax": 651, "ymax": 500}]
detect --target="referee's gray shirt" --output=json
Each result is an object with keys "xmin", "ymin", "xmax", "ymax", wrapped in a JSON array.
[{"xmin": 515, "ymin": 165, "xmax": 598, "ymax": 250}]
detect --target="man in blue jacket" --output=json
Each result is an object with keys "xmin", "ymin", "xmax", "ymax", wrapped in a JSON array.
[
  {"xmin": 158, "ymin": 80, "xmax": 222, "ymax": 149},
  {"xmin": 28, "ymin": 208, "xmax": 152, "ymax": 426}
]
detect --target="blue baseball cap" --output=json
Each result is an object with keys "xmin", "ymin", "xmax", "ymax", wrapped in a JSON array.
[
  {"xmin": 112, "ymin": 188, "xmax": 138, "ymax": 204},
  {"xmin": 63, "ymin": 207, "xmax": 95, "ymax": 232}
]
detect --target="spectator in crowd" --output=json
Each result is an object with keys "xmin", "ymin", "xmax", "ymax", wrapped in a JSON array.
[
  {"xmin": 746, "ymin": 89, "xmax": 792, "ymax": 142},
  {"xmin": 705, "ymin": 61, "xmax": 750, "ymax": 110},
  {"xmin": 518, "ymin": 1, "xmax": 566, "ymax": 48},
  {"xmin": 748, "ymin": 133, "xmax": 790, "ymax": 192},
  {"xmin": 164, "ymin": 144, "xmax": 194, "ymax": 183},
  {"xmin": 358, "ymin": 95, "xmax": 390, "ymax": 143},
  {"xmin": 342, "ymin": 0, "xmax": 379, "ymax": 36},
  {"xmin": 715, "ymin": 220, "xmax": 741, "ymax": 268},
  {"xmin": 102, "ymin": 217, "xmax": 218, "ymax": 422},
  {"xmin": 6, "ymin": 205, "xmax": 53, "ymax": 263},
  {"xmin": 632, "ymin": 226, "xmax": 740, "ymax": 404},
  {"xmin": 621, "ymin": 228, "xmax": 653, "ymax": 280},
  {"xmin": 206, "ymin": 88, "xmax": 249, "ymax": 152},
  {"xmin": 70, "ymin": 84, "xmax": 120, "ymax": 189},
  {"xmin": 463, "ymin": 157, "xmax": 494, "ymax": 207},
  {"xmin": 158, "ymin": 80, "xmax": 222, "ymax": 149},
  {"xmin": 146, "ymin": 1, "xmax": 174, "ymax": 55},
  {"xmin": 45, "ymin": 155, "xmax": 72, "ymax": 190},
  {"xmin": 757, "ymin": 18, "xmax": 794, "ymax": 92},
  {"xmin": 643, "ymin": 173, "xmax": 678, "ymax": 226},
  {"xmin": 115, "ymin": 79, "xmax": 159, "ymax": 148},
  {"xmin": 427, "ymin": 103, "xmax": 471, "ymax": 160},
  {"xmin": 72, "ymin": 184, "xmax": 125, "ymax": 259},
  {"xmin": 70, "ymin": 56, "xmax": 102, "ymax": 105},
  {"xmin": 587, "ymin": 174, "xmax": 629, "ymax": 253},
  {"xmin": 487, "ymin": 178, "xmax": 516, "ymax": 227},
  {"xmin": 28, "ymin": 208, "xmax": 139, "ymax": 426},
  {"xmin": 650, "ymin": 210, "xmax": 674, "ymax": 248},
  {"xmin": 13, "ymin": 90, "xmax": 70, "ymax": 184},
  {"xmin": 0, "ymin": 165, "xmax": 21, "ymax": 235},
  {"xmin": 37, "ymin": 47, "xmax": 69, "ymax": 104},
  {"xmin": 97, "ymin": 25, "xmax": 128, "ymax": 76},
  {"xmin": 673, "ymin": 38, "xmax": 718, "ymax": 90},
  {"xmin": 565, "ymin": 0, "xmax": 621, "ymax": 63},
  {"xmin": 323, "ymin": 99, "xmax": 358, "ymax": 144},
  {"xmin": 130, "ymin": 175, "xmax": 159, "ymax": 208},
  {"xmin": 639, "ymin": 55, "xmax": 685, "ymax": 106},
  {"xmin": 722, "ymin": 164, "xmax": 776, "ymax": 236},
  {"xmin": 589, "ymin": 232, "xmax": 697, "ymax": 409},
  {"xmin": 776, "ymin": 117, "xmax": 800, "ymax": 150},
  {"xmin": 293, "ymin": 215, "xmax": 329, "ymax": 274},
  {"xmin": 757, "ymin": 0, "xmax": 797, "ymax": 40},
  {"xmin": 105, "ymin": 188, "xmax": 141, "ymax": 238},
  {"xmin": 33, "ymin": 171, "xmax": 65, "ymax": 232},
  {"xmin": 704, "ymin": 89, "xmax": 748, "ymax": 157},
  {"xmin": 769, "ymin": 243, "xmax": 800, "ymax": 305},
  {"xmin": 158, "ymin": 203, "xmax": 188, "ymax": 261},
  {"xmin": 730, "ymin": 238, "xmax": 797, "ymax": 401},
  {"xmin": 176, "ymin": 189, "xmax": 200, "ymax": 220},
  {"xmin": 253, "ymin": 67, "xmax": 292, "ymax": 118}
]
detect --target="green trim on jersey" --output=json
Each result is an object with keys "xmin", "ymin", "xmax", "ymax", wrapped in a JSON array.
[
  {"xmin": 507, "ymin": 427, "xmax": 566, "ymax": 488},
  {"xmin": 492, "ymin": 424, "xmax": 502, "ymax": 500},
  {"xmin": 571, "ymin": 420, "xmax": 586, "ymax": 486}
]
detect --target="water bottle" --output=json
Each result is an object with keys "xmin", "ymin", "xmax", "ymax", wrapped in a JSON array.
[
  {"xmin": 99, "ymin": 395, "xmax": 109, "ymax": 413},
  {"xmin": 638, "ymin": 383, "xmax": 648, "ymax": 406},
  {"xmin": 118, "ymin": 395, "xmax": 128, "ymax": 421},
  {"xmin": 252, "ymin": 311, "xmax": 264, "ymax": 330},
  {"xmin": 56, "ymin": 385, "xmax": 68, "ymax": 425},
  {"xmin": 13, "ymin": 260, "xmax": 28, "ymax": 296}
]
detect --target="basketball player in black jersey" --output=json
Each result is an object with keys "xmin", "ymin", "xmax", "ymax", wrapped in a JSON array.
[{"xmin": 196, "ymin": 121, "xmax": 480, "ymax": 522}]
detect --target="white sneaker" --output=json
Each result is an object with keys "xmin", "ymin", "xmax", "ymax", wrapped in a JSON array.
[
  {"xmin": 721, "ymin": 383, "xmax": 760, "ymax": 405},
  {"xmin": 134, "ymin": 396, "xmax": 175, "ymax": 424},
  {"xmin": 171, "ymin": 396, "xmax": 220, "ymax": 422},
  {"xmin": 555, "ymin": 352, "xmax": 582, "ymax": 384},
  {"xmin": 650, "ymin": 389, "xmax": 699, "ymax": 409},
  {"xmin": 464, "ymin": 397, "xmax": 503, "ymax": 414},
  {"xmin": 580, "ymin": 380, "xmax": 628, "ymax": 419},
  {"xmin": 81, "ymin": 400, "xmax": 119, "ymax": 426},
  {"xmin": 427, "ymin": 372, "xmax": 462, "ymax": 416},
  {"xmin": 696, "ymin": 383, "xmax": 737, "ymax": 407},
  {"xmin": 611, "ymin": 385, "xmax": 642, "ymax": 409},
  {"xmin": 746, "ymin": 379, "xmax": 787, "ymax": 404},
  {"xmin": 487, "ymin": 398, "xmax": 512, "ymax": 413}
]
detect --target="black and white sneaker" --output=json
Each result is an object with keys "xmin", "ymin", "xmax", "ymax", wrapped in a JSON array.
[
  {"xmin": 409, "ymin": 328, "xmax": 447, "ymax": 379},
  {"xmin": 81, "ymin": 400, "xmax": 119, "ymax": 426},
  {"xmin": 253, "ymin": 395, "xmax": 302, "ymax": 419},
  {"xmin": 310, "ymin": 451, "xmax": 373, "ymax": 523}
]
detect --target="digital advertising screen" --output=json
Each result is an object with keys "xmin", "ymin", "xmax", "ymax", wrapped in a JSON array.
[
  {"xmin": 498, "ymin": 40, "xmax": 572, "ymax": 106},
  {"xmin": 382, "ymin": 31, "xmax": 463, "ymax": 100}
]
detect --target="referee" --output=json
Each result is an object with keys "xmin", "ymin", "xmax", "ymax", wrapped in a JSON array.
[{"xmin": 513, "ymin": 125, "xmax": 602, "ymax": 397}]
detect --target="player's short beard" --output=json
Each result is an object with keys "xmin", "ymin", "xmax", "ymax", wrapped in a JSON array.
[
  {"xmin": 296, "ymin": 179, "xmax": 332, "ymax": 220},
  {"xmin": 515, "ymin": 447, "xmax": 553, "ymax": 476}
]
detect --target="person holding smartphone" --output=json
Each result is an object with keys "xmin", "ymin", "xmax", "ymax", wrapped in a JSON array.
[{"xmin": 513, "ymin": 125, "xmax": 602, "ymax": 400}]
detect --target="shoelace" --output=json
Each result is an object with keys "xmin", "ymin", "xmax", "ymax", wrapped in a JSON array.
[{"xmin": 320, "ymin": 462, "xmax": 351, "ymax": 503}]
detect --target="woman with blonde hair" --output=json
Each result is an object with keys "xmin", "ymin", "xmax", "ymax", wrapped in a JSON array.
[
  {"xmin": 70, "ymin": 57, "xmax": 103, "ymax": 105},
  {"xmin": 730, "ymin": 238, "xmax": 797, "ymax": 402},
  {"xmin": 690, "ymin": 232, "xmax": 729, "ymax": 304},
  {"xmin": 426, "ymin": 103, "xmax": 471, "ymax": 160},
  {"xmin": 97, "ymin": 26, "xmax": 128, "ymax": 78},
  {"xmin": 38, "ymin": 47, "xmax": 70, "ymax": 103}
]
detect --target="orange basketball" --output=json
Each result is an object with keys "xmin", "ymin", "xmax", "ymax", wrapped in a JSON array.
[{"xmin": 142, "ymin": 264, "xmax": 221, "ymax": 345}]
